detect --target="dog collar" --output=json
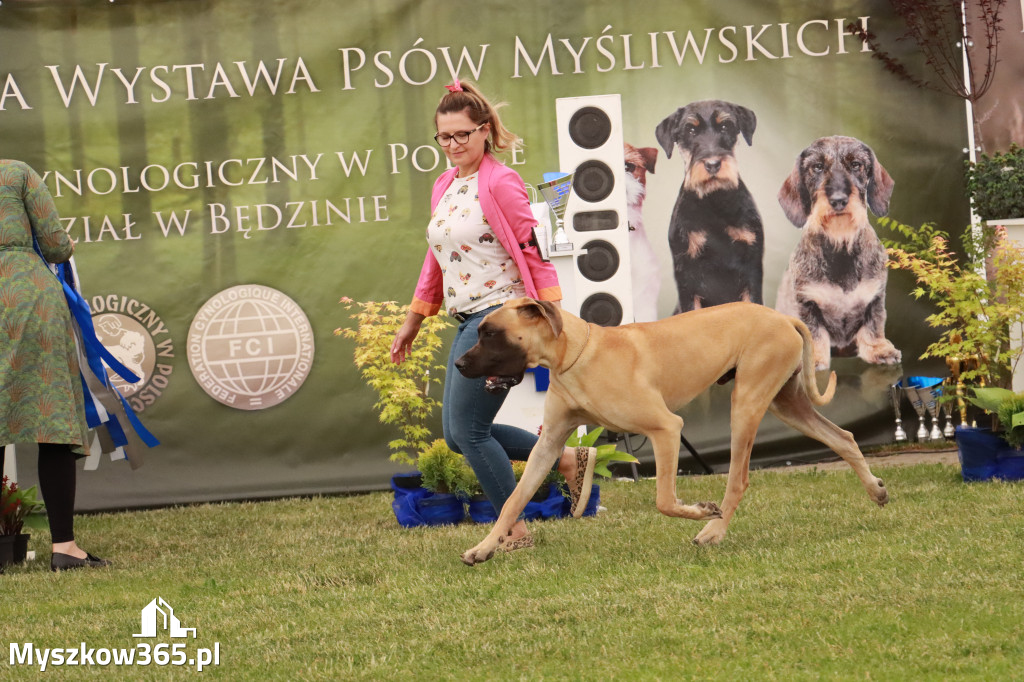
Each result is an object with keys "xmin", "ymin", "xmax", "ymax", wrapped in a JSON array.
[{"xmin": 562, "ymin": 323, "xmax": 591, "ymax": 373}]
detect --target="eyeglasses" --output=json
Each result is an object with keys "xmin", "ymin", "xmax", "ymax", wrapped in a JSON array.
[{"xmin": 434, "ymin": 123, "xmax": 486, "ymax": 147}]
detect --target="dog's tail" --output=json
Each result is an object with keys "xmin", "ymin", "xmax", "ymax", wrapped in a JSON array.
[{"xmin": 793, "ymin": 319, "xmax": 836, "ymax": 405}]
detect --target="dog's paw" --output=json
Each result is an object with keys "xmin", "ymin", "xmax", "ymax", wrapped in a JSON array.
[
  {"xmin": 859, "ymin": 340, "xmax": 902, "ymax": 366},
  {"xmin": 871, "ymin": 477, "xmax": 890, "ymax": 507},
  {"xmin": 460, "ymin": 542, "xmax": 498, "ymax": 566},
  {"xmin": 693, "ymin": 518, "xmax": 728, "ymax": 546},
  {"xmin": 689, "ymin": 501, "xmax": 722, "ymax": 520}
]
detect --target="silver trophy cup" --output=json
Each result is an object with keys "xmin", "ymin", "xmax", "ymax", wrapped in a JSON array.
[
  {"xmin": 537, "ymin": 173, "xmax": 575, "ymax": 253},
  {"xmin": 902, "ymin": 385, "xmax": 930, "ymax": 442},
  {"xmin": 922, "ymin": 384, "xmax": 944, "ymax": 441},
  {"xmin": 888, "ymin": 384, "xmax": 907, "ymax": 442},
  {"xmin": 940, "ymin": 382, "xmax": 956, "ymax": 438}
]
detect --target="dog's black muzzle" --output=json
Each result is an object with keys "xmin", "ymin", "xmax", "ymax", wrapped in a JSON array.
[{"xmin": 455, "ymin": 347, "xmax": 526, "ymax": 394}]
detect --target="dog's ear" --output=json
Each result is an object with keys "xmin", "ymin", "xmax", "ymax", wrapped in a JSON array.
[
  {"xmin": 516, "ymin": 298, "xmax": 563, "ymax": 338},
  {"xmin": 655, "ymin": 109, "xmax": 683, "ymax": 159},
  {"xmin": 778, "ymin": 156, "xmax": 810, "ymax": 227},
  {"xmin": 638, "ymin": 146, "xmax": 658, "ymax": 174},
  {"xmin": 866, "ymin": 150, "xmax": 895, "ymax": 217},
  {"xmin": 733, "ymin": 104, "xmax": 757, "ymax": 146}
]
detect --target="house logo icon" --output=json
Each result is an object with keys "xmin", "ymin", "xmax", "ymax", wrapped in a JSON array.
[{"xmin": 133, "ymin": 597, "xmax": 197, "ymax": 638}]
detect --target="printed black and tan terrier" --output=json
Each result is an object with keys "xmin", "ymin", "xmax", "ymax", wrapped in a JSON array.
[{"xmin": 655, "ymin": 100, "xmax": 763, "ymax": 313}]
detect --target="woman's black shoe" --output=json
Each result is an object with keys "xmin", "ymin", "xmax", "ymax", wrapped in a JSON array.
[{"xmin": 50, "ymin": 552, "xmax": 112, "ymax": 572}]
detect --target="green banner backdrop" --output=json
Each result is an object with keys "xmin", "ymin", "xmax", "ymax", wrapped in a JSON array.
[{"xmin": 1, "ymin": 0, "xmax": 969, "ymax": 509}]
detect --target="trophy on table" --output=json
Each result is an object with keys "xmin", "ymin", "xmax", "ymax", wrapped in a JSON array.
[
  {"xmin": 941, "ymin": 381, "xmax": 957, "ymax": 438},
  {"xmin": 901, "ymin": 376, "xmax": 944, "ymax": 442},
  {"xmin": 888, "ymin": 384, "xmax": 908, "ymax": 442},
  {"xmin": 537, "ymin": 172, "xmax": 575, "ymax": 254},
  {"xmin": 923, "ymin": 384, "xmax": 944, "ymax": 441}
]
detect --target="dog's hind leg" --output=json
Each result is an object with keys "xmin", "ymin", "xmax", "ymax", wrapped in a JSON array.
[
  {"xmin": 648, "ymin": 412, "xmax": 722, "ymax": 521},
  {"xmin": 769, "ymin": 377, "xmax": 889, "ymax": 507}
]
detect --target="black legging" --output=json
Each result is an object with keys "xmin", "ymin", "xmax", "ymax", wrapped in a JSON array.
[{"xmin": 1, "ymin": 443, "xmax": 77, "ymax": 544}]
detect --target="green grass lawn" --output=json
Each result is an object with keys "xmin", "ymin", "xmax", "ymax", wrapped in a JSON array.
[{"xmin": 3, "ymin": 463, "xmax": 1023, "ymax": 680}]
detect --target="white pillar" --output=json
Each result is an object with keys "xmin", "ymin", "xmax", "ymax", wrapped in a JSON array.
[{"xmin": 2, "ymin": 444, "xmax": 16, "ymax": 484}]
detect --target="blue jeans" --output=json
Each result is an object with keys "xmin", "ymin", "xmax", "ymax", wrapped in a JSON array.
[{"xmin": 443, "ymin": 306, "xmax": 539, "ymax": 515}]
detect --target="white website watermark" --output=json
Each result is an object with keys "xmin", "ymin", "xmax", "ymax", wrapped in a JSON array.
[{"xmin": 9, "ymin": 597, "xmax": 221, "ymax": 672}]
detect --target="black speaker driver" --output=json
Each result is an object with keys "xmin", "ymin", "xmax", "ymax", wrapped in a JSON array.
[
  {"xmin": 577, "ymin": 240, "xmax": 619, "ymax": 282},
  {"xmin": 568, "ymin": 106, "xmax": 612, "ymax": 149},
  {"xmin": 572, "ymin": 160, "xmax": 614, "ymax": 203},
  {"xmin": 580, "ymin": 293, "xmax": 623, "ymax": 327}
]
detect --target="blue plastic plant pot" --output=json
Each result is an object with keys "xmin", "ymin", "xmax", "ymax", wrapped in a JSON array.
[
  {"xmin": 538, "ymin": 483, "xmax": 568, "ymax": 519},
  {"xmin": 417, "ymin": 492, "xmax": 466, "ymax": 526},
  {"xmin": 955, "ymin": 426, "xmax": 1001, "ymax": 482},
  {"xmin": 390, "ymin": 473, "xmax": 430, "ymax": 528},
  {"xmin": 522, "ymin": 498, "xmax": 546, "ymax": 521},
  {"xmin": 468, "ymin": 497, "xmax": 498, "ymax": 524},
  {"xmin": 996, "ymin": 450, "xmax": 1024, "ymax": 481}
]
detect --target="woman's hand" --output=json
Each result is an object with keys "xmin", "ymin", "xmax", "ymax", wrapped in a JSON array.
[{"xmin": 390, "ymin": 312, "xmax": 425, "ymax": 364}]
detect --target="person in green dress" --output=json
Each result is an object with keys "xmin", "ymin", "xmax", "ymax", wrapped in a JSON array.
[{"xmin": 0, "ymin": 159, "xmax": 110, "ymax": 571}]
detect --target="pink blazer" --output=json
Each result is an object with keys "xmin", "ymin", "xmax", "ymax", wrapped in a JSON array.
[{"xmin": 410, "ymin": 153, "xmax": 561, "ymax": 317}]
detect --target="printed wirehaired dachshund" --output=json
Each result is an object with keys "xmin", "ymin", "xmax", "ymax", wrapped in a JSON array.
[
  {"xmin": 775, "ymin": 135, "xmax": 901, "ymax": 370},
  {"xmin": 656, "ymin": 100, "xmax": 763, "ymax": 313}
]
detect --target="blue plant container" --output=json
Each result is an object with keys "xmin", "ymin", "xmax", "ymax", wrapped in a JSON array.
[
  {"xmin": 468, "ymin": 484, "xmax": 569, "ymax": 524},
  {"xmin": 467, "ymin": 496, "xmax": 498, "ymax": 524},
  {"xmin": 390, "ymin": 472, "xmax": 466, "ymax": 527},
  {"xmin": 390, "ymin": 473, "xmax": 430, "ymax": 527},
  {"xmin": 524, "ymin": 483, "xmax": 566, "ymax": 520},
  {"xmin": 416, "ymin": 492, "xmax": 466, "ymax": 526},
  {"xmin": 955, "ymin": 426, "xmax": 1024, "ymax": 482},
  {"xmin": 996, "ymin": 450, "xmax": 1024, "ymax": 480}
]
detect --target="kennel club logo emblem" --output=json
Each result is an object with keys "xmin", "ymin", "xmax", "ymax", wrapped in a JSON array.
[
  {"xmin": 187, "ymin": 284, "xmax": 314, "ymax": 410},
  {"xmin": 90, "ymin": 295, "xmax": 174, "ymax": 413}
]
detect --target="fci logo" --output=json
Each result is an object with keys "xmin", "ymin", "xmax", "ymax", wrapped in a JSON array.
[{"xmin": 133, "ymin": 598, "xmax": 196, "ymax": 639}]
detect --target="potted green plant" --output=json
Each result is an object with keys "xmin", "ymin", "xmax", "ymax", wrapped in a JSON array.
[
  {"xmin": 954, "ymin": 387, "xmax": 1024, "ymax": 481},
  {"xmin": 336, "ymin": 298, "xmax": 456, "ymax": 526},
  {"xmin": 966, "ymin": 146, "xmax": 1024, "ymax": 395},
  {"xmin": 418, "ymin": 439, "xmax": 476, "ymax": 496},
  {"xmin": 334, "ymin": 298, "xmax": 453, "ymax": 467},
  {"xmin": 414, "ymin": 439, "xmax": 471, "ymax": 526},
  {"xmin": 968, "ymin": 388, "xmax": 1024, "ymax": 447},
  {"xmin": 883, "ymin": 218, "xmax": 1024, "ymax": 480},
  {"xmin": 562, "ymin": 427, "xmax": 639, "ymax": 517},
  {"xmin": 504, "ymin": 460, "xmax": 568, "ymax": 521},
  {"xmin": 883, "ymin": 219, "xmax": 1024, "ymax": 390},
  {"xmin": 965, "ymin": 144, "xmax": 1024, "ymax": 228},
  {"xmin": 1, "ymin": 476, "xmax": 44, "ymax": 567}
]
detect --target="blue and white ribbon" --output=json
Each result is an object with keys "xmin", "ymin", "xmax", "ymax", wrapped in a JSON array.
[{"xmin": 33, "ymin": 238, "xmax": 158, "ymax": 468}]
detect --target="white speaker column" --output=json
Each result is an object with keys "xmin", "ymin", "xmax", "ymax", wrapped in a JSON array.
[
  {"xmin": 495, "ymin": 94, "xmax": 633, "ymax": 434},
  {"xmin": 555, "ymin": 94, "xmax": 633, "ymax": 326}
]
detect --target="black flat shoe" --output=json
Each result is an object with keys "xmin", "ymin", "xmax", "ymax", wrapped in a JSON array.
[{"xmin": 51, "ymin": 552, "xmax": 112, "ymax": 572}]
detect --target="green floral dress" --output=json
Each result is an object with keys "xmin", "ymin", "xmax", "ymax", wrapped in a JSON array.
[{"xmin": 0, "ymin": 159, "xmax": 89, "ymax": 453}]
